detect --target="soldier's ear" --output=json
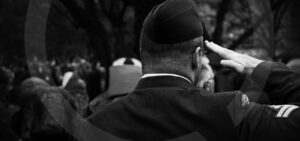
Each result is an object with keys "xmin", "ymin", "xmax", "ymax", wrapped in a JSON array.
[{"xmin": 192, "ymin": 47, "xmax": 201, "ymax": 70}]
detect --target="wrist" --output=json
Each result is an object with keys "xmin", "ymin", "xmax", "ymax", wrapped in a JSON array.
[{"xmin": 251, "ymin": 61, "xmax": 272, "ymax": 87}]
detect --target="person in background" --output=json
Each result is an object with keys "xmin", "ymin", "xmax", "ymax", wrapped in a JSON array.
[
  {"xmin": 85, "ymin": 61, "xmax": 105, "ymax": 101},
  {"xmin": 89, "ymin": 57, "xmax": 142, "ymax": 113},
  {"xmin": 62, "ymin": 72, "xmax": 89, "ymax": 117},
  {"xmin": 0, "ymin": 68, "xmax": 18, "ymax": 141},
  {"xmin": 0, "ymin": 67, "xmax": 14, "ymax": 102},
  {"xmin": 0, "ymin": 102, "xmax": 19, "ymax": 141},
  {"xmin": 12, "ymin": 77, "xmax": 75, "ymax": 141}
]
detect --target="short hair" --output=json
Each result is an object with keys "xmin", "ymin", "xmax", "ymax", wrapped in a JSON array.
[{"xmin": 140, "ymin": 31, "xmax": 203, "ymax": 73}]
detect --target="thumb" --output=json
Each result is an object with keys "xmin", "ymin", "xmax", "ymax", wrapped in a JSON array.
[{"xmin": 220, "ymin": 60, "xmax": 244, "ymax": 73}]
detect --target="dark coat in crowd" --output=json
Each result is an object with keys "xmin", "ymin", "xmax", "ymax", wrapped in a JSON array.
[
  {"xmin": 0, "ymin": 102, "xmax": 19, "ymax": 141},
  {"xmin": 88, "ymin": 62, "xmax": 300, "ymax": 141},
  {"xmin": 12, "ymin": 77, "xmax": 76, "ymax": 141},
  {"xmin": 64, "ymin": 74, "xmax": 89, "ymax": 117}
]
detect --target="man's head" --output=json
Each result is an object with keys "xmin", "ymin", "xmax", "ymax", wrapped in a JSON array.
[{"xmin": 140, "ymin": 0, "xmax": 206, "ymax": 83}]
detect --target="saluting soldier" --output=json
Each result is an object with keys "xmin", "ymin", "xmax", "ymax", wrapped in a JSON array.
[{"xmin": 88, "ymin": 0, "xmax": 300, "ymax": 140}]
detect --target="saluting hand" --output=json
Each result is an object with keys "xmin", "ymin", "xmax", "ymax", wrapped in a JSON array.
[{"xmin": 205, "ymin": 41, "xmax": 263, "ymax": 75}]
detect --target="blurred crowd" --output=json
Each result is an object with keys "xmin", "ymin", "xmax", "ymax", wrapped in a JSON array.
[{"xmin": 0, "ymin": 56, "xmax": 143, "ymax": 141}]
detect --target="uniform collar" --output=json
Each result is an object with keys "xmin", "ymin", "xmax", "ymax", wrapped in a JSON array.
[
  {"xmin": 142, "ymin": 73, "xmax": 192, "ymax": 84},
  {"xmin": 135, "ymin": 73, "xmax": 193, "ymax": 90}
]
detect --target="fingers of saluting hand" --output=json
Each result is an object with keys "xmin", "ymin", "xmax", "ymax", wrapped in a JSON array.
[
  {"xmin": 205, "ymin": 41, "xmax": 239, "ymax": 60},
  {"xmin": 220, "ymin": 60, "xmax": 244, "ymax": 73}
]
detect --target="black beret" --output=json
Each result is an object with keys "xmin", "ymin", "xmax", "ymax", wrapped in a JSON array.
[{"xmin": 143, "ymin": 0, "xmax": 203, "ymax": 44}]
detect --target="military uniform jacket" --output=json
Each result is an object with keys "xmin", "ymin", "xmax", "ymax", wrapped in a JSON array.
[{"xmin": 88, "ymin": 62, "xmax": 300, "ymax": 141}]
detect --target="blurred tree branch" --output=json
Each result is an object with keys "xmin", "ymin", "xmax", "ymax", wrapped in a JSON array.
[
  {"xmin": 212, "ymin": 0, "xmax": 231, "ymax": 44},
  {"xmin": 57, "ymin": 0, "xmax": 137, "ymax": 67},
  {"xmin": 272, "ymin": 0, "xmax": 289, "ymax": 34},
  {"xmin": 227, "ymin": 0, "xmax": 289, "ymax": 51}
]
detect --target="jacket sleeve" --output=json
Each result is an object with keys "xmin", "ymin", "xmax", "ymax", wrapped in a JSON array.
[
  {"xmin": 251, "ymin": 61, "xmax": 300, "ymax": 104},
  {"xmin": 239, "ymin": 102, "xmax": 300, "ymax": 141},
  {"xmin": 237, "ymin": 62, "xmax": 300, "ymax": 140}
]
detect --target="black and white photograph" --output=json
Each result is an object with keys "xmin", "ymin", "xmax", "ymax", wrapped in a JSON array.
[{"xmin": 0, "ymin": 0, "xmax": 300, "ymax": 140}]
